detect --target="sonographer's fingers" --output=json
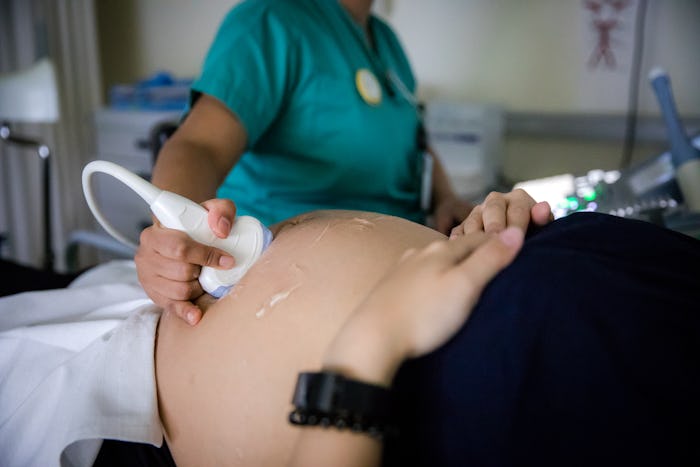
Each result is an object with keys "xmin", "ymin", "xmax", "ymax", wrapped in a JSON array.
[
  {"xmin": 202, "ymin": 198, "xmax": 237, "ymax": 238},
  {"xmin": 135, "ymin": 221, "xmax": 236, "ymax": 326},
  {"xmin": 151, "ymin": 288, "xmax": 203, "ymax": 325},
  {"xmin": 148, "ymin": 271, "xmax": 203, "ymax": 303},
  {"xmin": 143, "ymin": 224, "xmax": 236, "ymax": 270},
  {"xmin": 152, "ymin": 254, "xmax": 202, "ymax": 282},
  {"xmin": 135, "ymin": 255, "xmax": 203, "ymax": 325}
]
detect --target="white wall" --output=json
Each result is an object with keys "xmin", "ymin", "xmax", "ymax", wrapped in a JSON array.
[
  {"xmin": 385, "ymin": 0, "xmax": 700, "ymax": 116},
  {"xmin": 96, "ymin": 0, "xmax": 700, "ymax": 183},
  {"xmin": 98, "ymin": 0, "xmax": 700, "ymax": 116},
  {"xmin": 97, "ymin": 0, "xmax": 239, "ymax": 94}
]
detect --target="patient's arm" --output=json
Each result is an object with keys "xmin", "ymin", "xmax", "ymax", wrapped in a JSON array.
[
  {"xmin": 155, "ymin": 210, "xmax": 446, "ymax": 466},
  {"xmin": 287, "ymin": 227, "xmax": 524, "ymax": 467}
]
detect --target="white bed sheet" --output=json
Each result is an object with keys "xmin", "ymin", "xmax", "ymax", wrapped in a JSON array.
[{"xmin": 0, "ymin": 261, "xmax": 163, "ymax": 467}]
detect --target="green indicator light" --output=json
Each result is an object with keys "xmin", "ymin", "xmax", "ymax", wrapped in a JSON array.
[
  {"xmin": 567, "ymin": 197, "xmax": 580, "ymax": 210},
  {"xmin": 583, "ymin": 192, "xmax": 597, "ymax": 202}
]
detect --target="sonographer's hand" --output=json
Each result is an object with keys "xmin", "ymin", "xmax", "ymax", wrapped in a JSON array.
[
  {"xmin": 135, "ymin": 198, "xmax": 237, "ymax": 325},
  {"xmin": 450, "ymin": 188, "xmax": 553, "ymax": 238}
]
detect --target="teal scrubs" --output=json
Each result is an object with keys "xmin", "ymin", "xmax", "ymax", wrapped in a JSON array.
[{"xmin": 190, "ymin": 0, "xmax": 424, "ymax": 226}]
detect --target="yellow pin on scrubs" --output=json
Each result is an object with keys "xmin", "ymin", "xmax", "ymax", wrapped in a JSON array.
[{"xmin": 355, "ymin": 69, "xmax": 382, "ymax": 105}]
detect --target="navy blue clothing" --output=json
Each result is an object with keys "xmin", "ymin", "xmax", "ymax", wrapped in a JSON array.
[{"xmin": 386, "ymin": 212, "xmax": 700, "ymax": 466}]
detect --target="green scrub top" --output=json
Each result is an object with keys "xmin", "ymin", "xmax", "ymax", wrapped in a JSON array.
[{"xmin": 190, "ymin": 0, "xmax": 425, "ymax": 226}]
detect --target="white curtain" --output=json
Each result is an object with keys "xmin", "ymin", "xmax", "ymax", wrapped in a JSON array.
[{"xmin": 0, "ymin": 0, "xmax": 102, "ymax": 271}]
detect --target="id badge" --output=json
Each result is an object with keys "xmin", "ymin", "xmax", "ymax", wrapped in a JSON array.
[{"xmin": 421, "ymin": 151, "xmax": 434, "ymax": 212}]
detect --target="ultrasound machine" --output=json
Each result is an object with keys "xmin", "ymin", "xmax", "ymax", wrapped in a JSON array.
[{"xmin": 514, "ymin": 68, "xmax": 700, "ymax": 239}]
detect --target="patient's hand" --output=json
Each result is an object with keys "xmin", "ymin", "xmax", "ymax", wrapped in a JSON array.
[
  {"xmin": 433, "ymin": 195, "xmax": 474, "ymax": 235},
  {"xmin": 135, "ymin": 198, "xmax": 237, "ymax": 325},
  {"xmin": 322, "ymin": 227, "xmax": 524, "ymax": 386},
  {"xmin": 451, "ymin": 188, "xmax": 552, "ymax": 238}
]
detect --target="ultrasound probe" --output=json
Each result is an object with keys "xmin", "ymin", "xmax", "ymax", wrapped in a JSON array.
[{"xmin": 82, "ymin": 160, "xmax": 272, "ymax": 298}]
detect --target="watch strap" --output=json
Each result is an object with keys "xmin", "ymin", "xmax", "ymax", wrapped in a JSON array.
[{"xmin": 289, "ymin": 371, "xmax": 394, "ymax": 439}]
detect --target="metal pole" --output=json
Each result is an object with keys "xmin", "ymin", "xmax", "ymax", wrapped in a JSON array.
[
  {"xmin": 40, "ymin": 145, "xmax": 53, "ymax": 270},
  {"xmin": 1, "ymin": 122, "xmax": 54, "ymax": 271}
]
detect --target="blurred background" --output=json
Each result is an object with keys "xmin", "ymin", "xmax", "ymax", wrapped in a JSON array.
[{"xmin": 1, "ymin": 0, "xmax": 699, "ymax": 271}]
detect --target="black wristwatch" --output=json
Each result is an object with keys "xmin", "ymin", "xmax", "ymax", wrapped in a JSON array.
[{"xmin": 289, "ymin": 371, "xmax": 394, "ymax": 439}]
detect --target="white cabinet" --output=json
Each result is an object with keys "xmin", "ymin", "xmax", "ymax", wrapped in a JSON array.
[
  {"xmin": 424, "ymin": 101, "xmax": 504, "ymax": 201},
  {"xmin": 94, "ymin": 108, "xmax": 180, "ymax": 175},
  {"xmin": 90, "ymin": 109, "xmax": 180, "ymax": 246}
]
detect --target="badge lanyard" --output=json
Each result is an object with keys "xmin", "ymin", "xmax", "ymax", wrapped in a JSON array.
[
  {"xmin": 343, "ymin": 9, "xmax": 433, "ymax": 212},
  {"xmin": 386, "ymin": 69, "xmax": 419, "ymax": 109},
  {"xmin": 356, "ymin": 64, "xmax": 432, "ymax": 211},
  {"xmin": 340, "ymin": 11, "xmax": 402, "ymax": 105}
]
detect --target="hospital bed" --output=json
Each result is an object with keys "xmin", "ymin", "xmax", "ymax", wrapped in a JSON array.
[
  {"xmin": 2, "ymin": 67, "xmax": 699, "ymax": 465},
  {"xmin": 0, "ymin": 260, "xmax": 163, "ymax": 466},
  {"xmin": 0, "ymin": 123, "xmax": 180, "ymax": 467}
]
